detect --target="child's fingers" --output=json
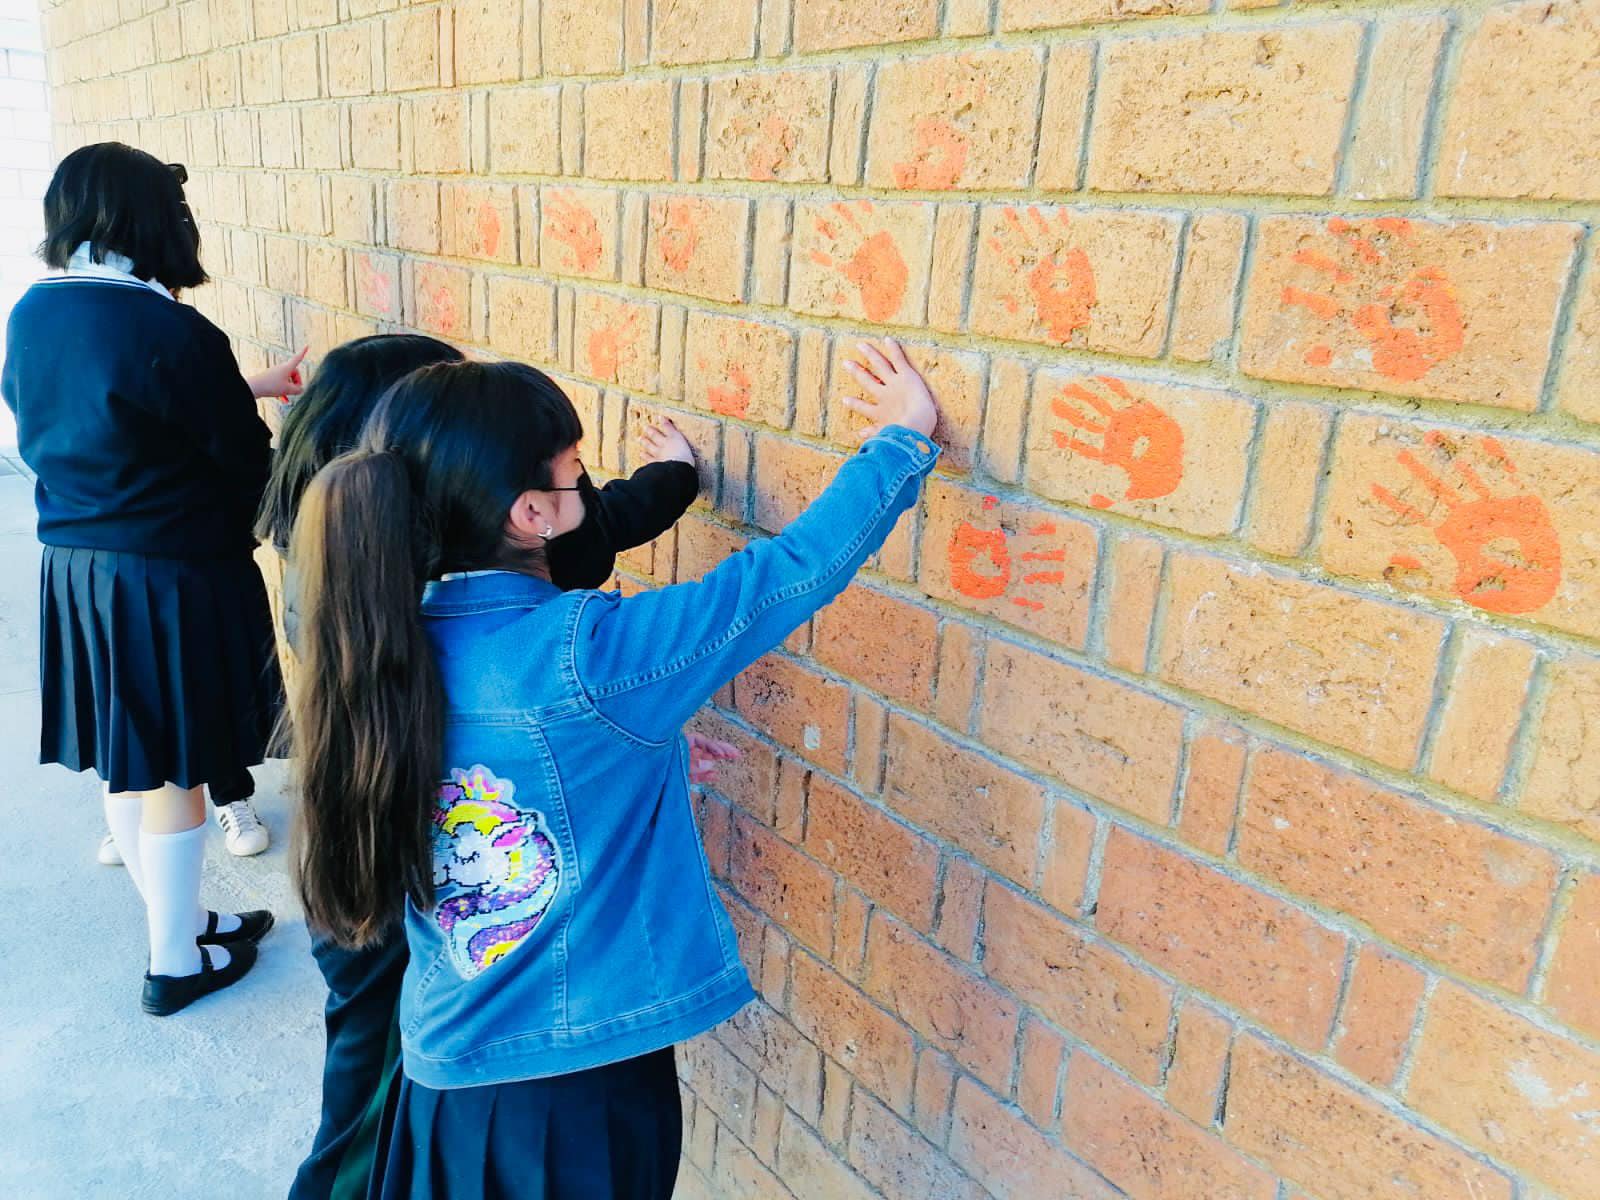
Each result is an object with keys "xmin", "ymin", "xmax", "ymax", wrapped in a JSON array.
[
  {"xmin": 855, "ymin": 341, "xmax": 895, "ymax": 381},
  {"xmin": 704, "ymin": 738, "xmax": 741, "ymax": 760},
  {"xmin": 842, "ymin": 362, "xmax": 887, "ymax": 397},
  {"xmin": 840, "ymin": 395, "xmax": 883, "ymax": 422},
  {"xmin": 882, "ymin": 337, "xmax": 911, "ymax": 371}
]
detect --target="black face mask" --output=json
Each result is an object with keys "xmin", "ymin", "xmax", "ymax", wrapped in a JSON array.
[{"xmin": 544, "ymin": 471, "xmax": 614, "ymax": 592}]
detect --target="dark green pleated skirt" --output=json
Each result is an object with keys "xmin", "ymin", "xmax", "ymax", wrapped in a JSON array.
[{"xmin": 38, "ymin": 545, "xmax": 282, "ymax": 794}]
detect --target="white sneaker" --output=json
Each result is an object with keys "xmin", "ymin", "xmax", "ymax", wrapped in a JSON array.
[
  {"xmin": 217, "ymin": 800, "xmax": 270, "ymax": 857},
  {"xmin": 97, "ymin": 832, "xmax": 124, "ymax": 866}
]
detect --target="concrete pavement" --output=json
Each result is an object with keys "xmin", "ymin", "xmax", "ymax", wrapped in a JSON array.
[{"xmin": 0, "ymin": 465, "xmax": 327, "ymax": 1200}]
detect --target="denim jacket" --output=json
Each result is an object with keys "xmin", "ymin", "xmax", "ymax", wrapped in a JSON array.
[{"xmin": 402, "ymin": 425, "xmax": 940, "ymax": 1088}]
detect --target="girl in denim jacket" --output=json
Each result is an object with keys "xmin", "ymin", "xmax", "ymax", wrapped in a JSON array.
[{"xmin": 288, "ymin": 340, "xmax": 940, "ymax": 1199}]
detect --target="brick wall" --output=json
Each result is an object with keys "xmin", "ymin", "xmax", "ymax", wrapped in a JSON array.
[
  {"xmin": 0, "ymin": 0, "xmax": 49, "ymax": 366},
  {"xmin": 38, "ymin": 1, "xmax": 1600, "ymax": 1197}
]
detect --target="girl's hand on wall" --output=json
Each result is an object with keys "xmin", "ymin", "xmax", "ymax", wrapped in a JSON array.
[
  {"xmin": 248, "ymin": 346, "xmax": 309, "ymax": 401},
  {"xmin": 841, "ymin": 338, "xmax": 939, "ymax": 440},
  {"xmin": 640, "ymin": 417, "xmax": 696, "ymax": 467},
  {"xmin": 687, "ymin": 733, "xmax": 741, "ymax": 784}
]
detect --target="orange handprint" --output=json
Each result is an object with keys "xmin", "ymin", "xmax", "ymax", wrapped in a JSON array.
[
  {"xmin": 357, "ymin": 258, "xmax": 394, "ymax": 317},
  {"xmin": 948, "ymin": 497, "xmax": 1070, "ymax": 614},
  {"xmin": 893, "ymin": 118, "xmax": 968, "ymax": 190},
  {"xmin": 1050, "ymin": 377, "xmax": 1184, "ymax": 508},
  {"xmin": 476, "ymin": 202, "xmax": 502, "ymax": 258},
  {"xmin": 1280, "ymin": 218, "xmax": 1465, "ymax": 383},
  {"xmin": 808, "ymin": 201, "xmax": 909, "ymax": 323},
  {"xmin": 657, "ymin": 200, "xmax": 700, "ymax": 273},
  {"xmin": 986, "ymin": 207, "xmax": 1097, "ymax": 344},
  {"xmin": 1371, "ymin": 432, "xmax": 1561, "ymax": 615},
  {"xmin": 746, "ymin": 115, "xmax": 798, "ymax": 182},
  {"xmin": 587, "ymin": 307, "xmax": 647, "ymax": 382},
  {"xmin": 704, "ymin": 363, "xmax": 752, "ymax": 419},
  {"xmin": 545, "ymin": 191, "xmax": 605, "ymax": 274}
]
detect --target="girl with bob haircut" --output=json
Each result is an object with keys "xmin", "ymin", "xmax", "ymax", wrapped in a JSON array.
[
  {"xmin": 289, "ymin": 343, "xmax": 940, "ymax": 1197},
  {"xmin": 2, "ymin": 142, "xmax": 304, "ymax": 1015}
]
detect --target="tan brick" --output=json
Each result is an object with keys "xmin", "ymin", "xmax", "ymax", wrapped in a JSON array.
[
  {"xmin": 1176, "ymin": 723, "xmax": 1247, "ymax": 856},
  {"xmin": 1026, "ymin": 373, "xmax": 1254, "ymax": 538},
  {"xmin": 1165, "ymin": 1000, "xmax": 1232, "ymax": 1125},
  {"xmin": 1345, "ymin": 15, "xmax": 1448, "ymax": 201},
  {"xmin": 866, "ymin": 48, "xmax": 1042, "ymax": 192},
  {"xmin": 806, "ymin": 776, "xmax": 940, "ymax": 931},
  {"xmin": 1089, "ymin": 23, "xmax": 1362, "ymax": 195},
  {"xmin": 490, "ymin": 86, "xmax": 561, "ymax": 176},
  {"xmin": 653, "ymin": 0, "xmax": 758, "ymax": 66},
  {"xmin": 540, "ymin": 187, "xmax": 619, "ymax": 281},
  {"xmin": 487, "ymin": 276, "xmax": 556, "ymax": 364},
  {"xmin": 1227, "ymin": 1032, "xmax": 1513, "ymax": 1200},
  {"xmin": 983, "ymin": 640, "xmax": 1183, "ymax": 822},
  {"xmin": 304, "ymin": 245, "xmax": 344, "ymax": 309},
  {"xmin": 411, "ymin": 262, "xmax": 470, "ymax": 340},
  {"xmin": 728, "ymin": 811, "xmax": 835, "ymax": 956},
  {"xmin": 453, "ymin": 0, "xmax": 519, "ymax": 84},
  {"xmin": 624, "ymin": 0, "xmax": 650, "ymax": 68},
  {"xmin": 1319, "ymin": 415, "xmax": 1599, "ymax": 636},
  {"xmin": 791, "ymin": 954, "xmax": 917, "ymax": 1114},
  {"xmin": 583, "ymin": 79, "xmax": 675, "ymax": 181},
  {"xmin": 812, "ymin": 585, "xmax": 937, "ymax": 710},
  {"xmin": 790, "ymin": 199, "xmax": 936, "ymax": 327},
  {"xmin": 1171, "ymin": 212, "xmax": 1248, "ymax": 362},
  {"xmin": 793, "ymin": 0, "xmax": 937, "ymax": 52},
  {"xmin": 1415, "ymin": 982, "xmax": 1600, "ymax": 1198},
  {"xmin": 1437, "ymin": 0, "xmax": 1600, "ymax": 201},
  {"xmin": 1065, "ymin": 1053, "xmax": 1275, "ymax": 1200},
  {"xmin": 387, "ymin": 180, "xmax": 440, "ymax": 254},
  {"xmin": 983, "ymin": 881, "xmax": 1173, "ymax": 1084},
  {"xmin": 925, "ymin": 204, "xmax": 976, "ymax": 334},
  {"xmin": 1545, "ymin": 873, "xmax": 1600, "ymax": 1041},
  {"xmin": 302, "ymin": 105, "xmax": 344, "ymax": 170},
  {"xmin": 883, "ymin": 715, "xmax": 1045, "ymax": 887},
  {"xmin": 735, "ymin": 654, "xmax": 851, "ymax": 775},
  {"xmin": 1242, "ymin": 748, "xmax": 1559, "ymax": 990},
  {"xmin": 1243, "ymin": 402, "xmax": 1330, "ymax": 558},
  {"xmin": 829, "ymin": 64, "xmax": 872, "ymax": 185},
  {"xmin": 864, "ymin": 913, "xmax": 1021, "ymax": 1090},
  {"xmin": 979, "ymin": 357, "xmax": 1029, "ymax": 485},
  {"xmin": 752, "ymin": 199, "xmax": 792, "ymax": 308},
  {"xmin": 918, "ymin": 479, "xmax": 1096, "ymax": 650},
  {"xmin": 1240, "ymin": 215, "xmax": 1582, "ymax": 410},
  {"xmin": 332, "ymin": 177, "xmax": 376, "ymax": 244},
  {"xmin": 644, "ymin": 195, "xmax": 750, "ymax": 304},
  {"xmin": 848, "ymin": 1091, "xmax": 989, "ymax": 1200},
  {"xmin": 1522, "ymin": 653, "xmax": 1600, "ymax": 841},
  {"xmin": 679, "ymin": 1033, "xmax": 757, "ymax": 1142},
  {"xmin": 573, "ymin": 291, "xmax": 658, "ymax": 390},
  {"xmin": 1559, "ymin": 241, "xmax": 1600, "ymax": 423},
  {"xmin": 751, "ymin": 435, "xmax": 842, "ymax": 533},
  {"xmin": 1102, "ymin": 534, "xmax": 1163, "ymax": 674},
  {"xmin": 832, "ymin": 340, "xmax": 984, "ymax": 473},
  {"xmin": 1034, "ymin": 43, "xmax": 1093, "ymax": 191},
  {"xmin": 241, "ymin": 42, "xmax": 281, "ymax": 105},
  {"xmin": 283, "ymin": 176, "xmax": 327, "ymax": 235},
  {"xmin": 971, "ymin": 204, "xmax": 1181, "ymax": 356},
  {"xmin": 684, "ymin": 312, "xmax": 793, "ymax": 428},
  {"xmin": 327, "ymin": 22, "xmax": 374, "ymax": 97},
  {"xmin": 351, "ymin": 101, "xmax": 401, "ymax": 171},
  {"xmin": 412, "ymin": 93, "xmax": 468, "ymax": 174},
  {"xmin": 1427, "ymin": 628, "xmax": 1537, "ymax": 802},
  {"xmin": 950, "ymin": 1078, "xmax": 1121, "ymax": 1200},
  {"xmin": 932, "ymin": 621, "xmax": 981, "ymax": 735},
  {"xmin": 1098, "ymin": 829, "xmax": 1347, "ymax": 1049},
  {"xmin": 1001, "ymin": 0, "xmax": 1206, "ymax": 31},
  {"xmin": 1040, "ymin": 801, "xmax": 1095, "ymax": 917},
  {"xmin": 443, "ymin": 181, "xmax": 516, "ymax": 264},
  {"xmin": 1332, "ymin": 945, "xmax": 1425, "ymax": 1089},
  {"xmin": 384, "ymin": 8, "xmax": 442, "ymax": 92},
  {"xmin": 1158, "ymin": 554, "xmax": 1446, "ymax": 769},
  {"xmin": 541, "ymin": 0, "xmax": 623, "ymax": 75},
  {"xmin": 704, "ymin": 68, "xmax": 833, "ymax": 184}
]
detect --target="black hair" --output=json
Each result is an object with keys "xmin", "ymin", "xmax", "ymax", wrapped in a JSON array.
[
  {"xmin": 289, "ymin": 359, "xmax": 584, "ymax": 946},
  {"xmin": 40, "ymin": 142, "xmax": 207, "ymax": 291},
  {"xmin": 256, "ymin": 334, "xmax": 464, "ymax": 551}
]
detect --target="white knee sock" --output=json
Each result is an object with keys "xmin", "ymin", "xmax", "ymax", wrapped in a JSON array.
[
  {"xmin": 103, "ymin": 788, "xmax": 146, "ymax": 897},
  {"xmin": 140, "ymin": 824, "xmax": 230, "ymax": 977}
]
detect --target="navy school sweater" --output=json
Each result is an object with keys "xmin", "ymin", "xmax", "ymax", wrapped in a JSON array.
[{"xmin": 1, "ymin": 276, "xmax": 269, "ymax": 558}]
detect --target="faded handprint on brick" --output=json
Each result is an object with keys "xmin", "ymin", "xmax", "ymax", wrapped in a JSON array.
[
  {"xmin": 544, "ymin": 191, "xmax": 605, "ymax": 274},
  {"xmin": 476, "ymin": 202, "xmax": 502, "ymax": 258},
  {"xmin": 586, "ymin": 307, "xmax": 648, "ymax": 383},
  {"xmin": 891, "ymin": 72, "xmax": 986, "ymax": 190},
  {"xmin": 745, "ymin": 115, "xmax": 798, "ymax": 181},
  {"xmin": 986, "ymin": 207, "xmax": 1098, "ymax": 344},
  {"xmin": 1371, "ymin": 432, "xmax": 1561, "ymax": 615},
  {"xmin": 417, "ymin": 269, "xmax": 461, "ymax": 336},
  {"xmin": 1050, "ymin": 377, "xmax": 1184, "ymax": 508},
  {"xmin": 357, "ymin": 258, "xmax": 395, "ymax": 317},
  {"xmin": 808, "ymin": 201, "xmax": 909, "ymax": 323},
  {"xmin": 656, "ymin": 199, "xmax": 700, "ymax": 273},
  {"xmin": 948, "ymin": 497, "xmax": 1071, "ymax": 614},
  {"xmin": 698, "ymin": 359, "xmax": 752, "ymax": 419},
  {"xmin": 1280, "ymin": 218, "xmax": 1465, "ymax": 382}
]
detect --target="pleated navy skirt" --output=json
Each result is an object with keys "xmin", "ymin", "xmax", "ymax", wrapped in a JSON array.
[
  {"xmin": 38, "ymin": 545, "xmax": 283, "ymax": 795},
  {"xmin": 371, "ymin": 1048, "xmax": 682, "ymax": 1200}
]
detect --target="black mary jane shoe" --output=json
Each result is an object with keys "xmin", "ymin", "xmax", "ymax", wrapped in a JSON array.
[
  {"xmin": 198, "ymin": 909, "xmax": 275, "ymax": 948},
  {"xmin": 141, "ymin": 942, "xmax": 259, "ymax": 1017}
]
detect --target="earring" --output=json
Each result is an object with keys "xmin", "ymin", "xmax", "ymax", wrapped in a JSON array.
[{"xmin": 541, "ymin": 522, "xmax": 554, "ymax": 540}]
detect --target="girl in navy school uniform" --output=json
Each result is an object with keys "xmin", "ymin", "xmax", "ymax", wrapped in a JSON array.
[
  {"xmin": 248, "ymin": 332, "xmax": 737, "ymax": 1199},
  {"xmin": 1, "ymin": 142, "xmax": 304, "ymax": 1014},
  {"xmin": 288, "ymin": 344, "xmax": 940, "ymax": 1198}
]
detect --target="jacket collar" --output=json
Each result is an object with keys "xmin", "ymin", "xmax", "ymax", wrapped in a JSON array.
[{"xmin": 422, "ymin": 570, "xmax": 561, "ymax": 616}]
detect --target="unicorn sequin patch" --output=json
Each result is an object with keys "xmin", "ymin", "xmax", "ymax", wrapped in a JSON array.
[{"xmin": 431, "ymin": 764, "xmax": 561, "ymax": 979}]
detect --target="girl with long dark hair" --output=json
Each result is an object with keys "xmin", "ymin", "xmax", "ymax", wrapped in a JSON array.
[
  {"xmin": 264, "ymin": 335, "xmax": 729, "ymax": 1199},
  {"xmin": 1, "ymin": 143, "xmax": 302, "ymax": 1014},
  {"xmin": 289, "ymin": 344, "xmax": 939, "ymax": 1197}
]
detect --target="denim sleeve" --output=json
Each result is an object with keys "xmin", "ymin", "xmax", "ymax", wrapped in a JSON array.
[{"xmin": 572, "ymin": 425, "xmax": 940, "ymax": 743}]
